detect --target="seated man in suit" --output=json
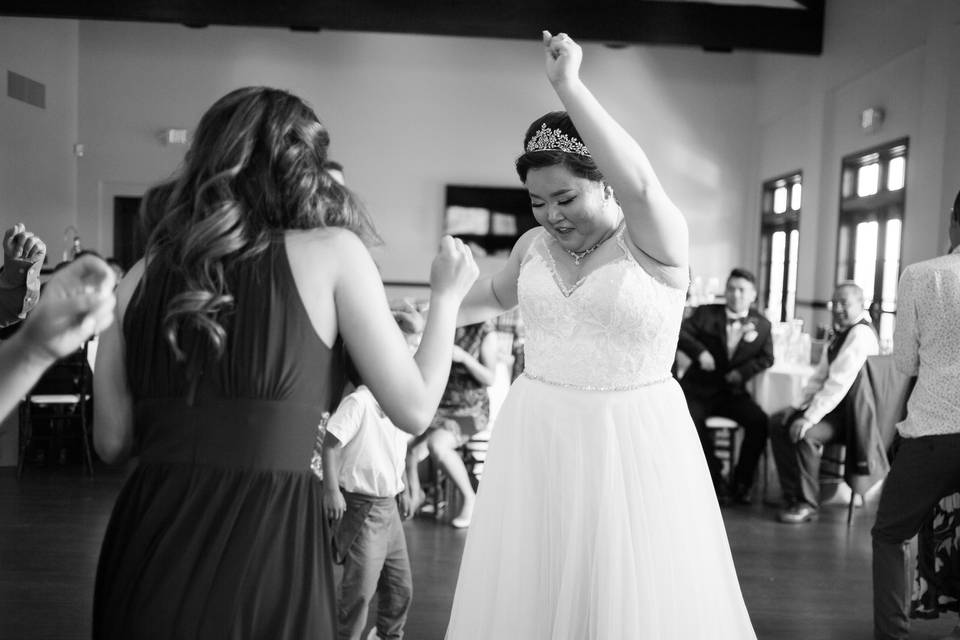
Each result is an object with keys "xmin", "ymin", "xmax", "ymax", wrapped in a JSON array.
[
  {"xmin": 771, "ymin": 281, "xmax": 880, "ymax": 524},
  {"xmin": 678, "ymin": 268, "xmax": 774, "ymax": 504}
]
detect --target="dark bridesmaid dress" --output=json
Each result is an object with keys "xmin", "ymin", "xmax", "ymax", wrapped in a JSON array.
[{"xmin": 93, "ymin": 233, "xmax": 345, "ymax": 639}]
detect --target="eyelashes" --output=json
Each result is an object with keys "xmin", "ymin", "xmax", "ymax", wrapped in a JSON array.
[{"xmin": 530, "ymin": 197, "xmax": 576, "ymax": 209}]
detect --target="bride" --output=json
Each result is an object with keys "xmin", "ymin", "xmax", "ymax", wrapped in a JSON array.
[{"xmin": 445, "ymin": 31, "xmax": 757, "ymax": 639}]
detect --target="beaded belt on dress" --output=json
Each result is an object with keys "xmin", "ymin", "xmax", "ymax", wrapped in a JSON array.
[{"xmin": 521, "ymin": 372, "xmax": 671, "ymax": 391}]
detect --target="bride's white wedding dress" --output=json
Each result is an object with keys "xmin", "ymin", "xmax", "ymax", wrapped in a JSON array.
[{"xmin": 445, "ymin": 228, "xmax": 756, "ymax": 639}]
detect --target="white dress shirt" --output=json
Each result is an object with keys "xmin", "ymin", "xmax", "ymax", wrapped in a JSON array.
[
  {"xmin": 893, "ymin": 247, "xmax": 960, "ymax": 438},
  {"xmin": 798, "ymin": 311, "xmax": 879, "ymax": 425},
  {"xmin": 326, "ymin": 385, "xmax": 411, "ymax": 497},
  {"xmin": 725, "ymin": 309, "xmax": 750, "ymax": 358}
]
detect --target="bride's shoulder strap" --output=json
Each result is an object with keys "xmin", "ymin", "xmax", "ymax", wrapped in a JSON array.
[{"xmin": 516, "ymin": 227, "xmax": 546, "ymax": 268}]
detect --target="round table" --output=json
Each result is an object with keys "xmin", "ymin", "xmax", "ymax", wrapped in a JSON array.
[{"xmin": 749, "ymin": 361, "xmax": 817, "ymax": 415}]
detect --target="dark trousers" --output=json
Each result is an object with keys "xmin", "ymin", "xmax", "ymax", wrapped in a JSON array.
[
  {"xmin": 769, "ymin": 404, "xmax": 845, "ymax": 508},
  {"xmin": 337, "ymin": 492, "xmax": 413, "ymax": 640},
  {"xmin": 683, "ymin": 390, "xmax": 769, "ymax": 490},
  {"xmin": 872, "ymin": 433, "xmax": 960, "ymax": 640}
]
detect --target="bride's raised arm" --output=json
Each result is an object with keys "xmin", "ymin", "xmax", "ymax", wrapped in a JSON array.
[{"xmin": 541, "ymin": 30, "xmax": 688, "ymax": 271}]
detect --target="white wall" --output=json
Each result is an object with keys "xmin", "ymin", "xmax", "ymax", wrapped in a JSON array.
[
  {"xmin": 753, "ymin": 0, "xmax": 960, "ymax": 330},
  {"xmin": 72, "ymin": 21, "xmax": 759, "ymax": 285},
  {"xmin": 0, "ymin": 17, "xmax": 79, "ymax": 263}
]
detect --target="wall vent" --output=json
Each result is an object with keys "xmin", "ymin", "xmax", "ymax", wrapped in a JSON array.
[{"xmin": 6, "ymin": 70, "xmax": 46, "ymax": 109}]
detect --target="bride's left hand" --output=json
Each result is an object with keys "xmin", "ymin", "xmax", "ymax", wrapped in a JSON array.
[{"xmin": 542, "ymin": 30, "xmax": 582, "ymax": 87}]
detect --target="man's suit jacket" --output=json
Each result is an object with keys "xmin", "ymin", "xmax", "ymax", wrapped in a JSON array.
[
  {"xmin": 677, "ymin": 304, "xmax": 774, "ymax": 398},
  {"xmin": 843, "ymin": 354, "xmax": 915, "ymax": 491}
]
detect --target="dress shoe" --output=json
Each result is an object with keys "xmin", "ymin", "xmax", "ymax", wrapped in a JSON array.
[{"xmin": 778, "ymin": 501, "xmax": 818, "ymax": 524}]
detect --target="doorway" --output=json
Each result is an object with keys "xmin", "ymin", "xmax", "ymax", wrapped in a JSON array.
[{"xmin": 112, "ymin": 196, "xmax": 145, "ymax": 270}]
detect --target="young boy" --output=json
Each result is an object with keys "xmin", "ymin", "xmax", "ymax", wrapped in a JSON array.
[{"xmin": 321, "ymin": 309, "xmax": 422, "ymax": 640}]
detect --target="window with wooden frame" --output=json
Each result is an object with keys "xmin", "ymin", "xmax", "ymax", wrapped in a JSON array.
[
  {"xmin": 835, "ymin": 138, "xmax": 908, "ymax": 346},
  {"xmin": 759, "ymin": 172, "xmax": 802, "ymax": 322}
]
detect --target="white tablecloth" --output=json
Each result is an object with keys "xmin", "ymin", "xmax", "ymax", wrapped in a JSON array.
[{"xmin": 750, "ymin": 362, "xmax": 817, "ymax": 414}]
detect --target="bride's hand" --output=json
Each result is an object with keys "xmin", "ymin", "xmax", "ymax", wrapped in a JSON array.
[{"xmin": 542, "ymin": 30, "xmax": 583, "ymax": 87}]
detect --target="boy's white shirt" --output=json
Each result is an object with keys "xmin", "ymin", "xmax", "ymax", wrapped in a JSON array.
[{"xmin": 325, "ymin": 385, "xmax": 411, "ymax": 498}]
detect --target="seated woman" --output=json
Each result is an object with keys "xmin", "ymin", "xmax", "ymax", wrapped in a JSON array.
[{"xmin": 408, "ymin": 320, "xmax": 498, "ymax": 527}]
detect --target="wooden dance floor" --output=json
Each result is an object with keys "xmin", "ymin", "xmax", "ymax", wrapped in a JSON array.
[{"xmin": 1, "ymin": 467, "xmax": 957, "ymax": 640}]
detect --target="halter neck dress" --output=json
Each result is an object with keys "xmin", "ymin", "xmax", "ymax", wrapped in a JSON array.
[{"xmin": 93, "ymin": 234, "xmax": 345, "ymax": 639}]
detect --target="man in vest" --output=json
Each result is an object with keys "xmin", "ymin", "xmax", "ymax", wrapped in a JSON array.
[{"xmin": 770, "ymin": 281, "xmax": 880, "ymax": 524}]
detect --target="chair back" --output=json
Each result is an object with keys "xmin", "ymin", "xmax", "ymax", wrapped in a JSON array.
[
  {"xmin": 18, "ymin": 340, "xmax": 96, "ymax": 477},
  {"xmin": 27, "ymin": 342, "xmax": 92, "ymax": 399}
]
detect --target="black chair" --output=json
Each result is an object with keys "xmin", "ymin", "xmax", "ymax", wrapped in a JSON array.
[{"xmin": 17, "ymin": 341, "xmax": 95, "ymax": 477}]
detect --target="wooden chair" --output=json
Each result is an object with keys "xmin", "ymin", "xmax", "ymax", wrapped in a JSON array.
[
  {"xmin": 705, "ymin": 416, "xmax": 739, "ymax": 480},
  {"xmin": 705, "ymin": 415, "xmax": 770, "ymax": 502},
  {"xmin": 819, "ymin": 442, "xmax": 860, "ymax": 524},
  {"xmin": 17, "ymin": 342, "xmax": 95, "ymax": 477}
]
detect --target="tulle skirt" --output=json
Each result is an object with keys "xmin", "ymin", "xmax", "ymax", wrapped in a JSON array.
[{"xmin": 445, "ymin": 375, "xmax": 756, "ymax": 640}]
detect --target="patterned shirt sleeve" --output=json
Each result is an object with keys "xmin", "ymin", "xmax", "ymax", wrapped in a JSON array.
[
  {"xmin": 892, "ymin": 266, "xmax": 920, "ymax": 376},
  {"xmin": 0, "ymin": 257, "xmax": 42, "ymax": 328}
]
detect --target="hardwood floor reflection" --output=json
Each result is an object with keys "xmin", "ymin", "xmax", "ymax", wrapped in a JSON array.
[{"xmin": 1, "ymin": 467, "xmax": 957, "ymax": 640}]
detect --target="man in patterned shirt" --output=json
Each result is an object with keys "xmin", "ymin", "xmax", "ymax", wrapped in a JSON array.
[{"xmin": 872, "ymin": 191, "xmax": 960, "ymax": 640}]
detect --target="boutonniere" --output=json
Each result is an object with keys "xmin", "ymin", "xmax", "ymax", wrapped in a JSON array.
[{"xmin": 742, "ymin": 321, "xmax": 758, "ymax": 343}]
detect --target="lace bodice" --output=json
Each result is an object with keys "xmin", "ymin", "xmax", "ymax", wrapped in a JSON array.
[{"xmin": 518, "ymin": 229, "xmax": 686, "ymax": 390}]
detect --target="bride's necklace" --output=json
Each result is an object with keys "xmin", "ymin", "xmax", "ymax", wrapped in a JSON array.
[{"xmin": 563, "ymin": 225, "xmax": 620, "ymax": 266}]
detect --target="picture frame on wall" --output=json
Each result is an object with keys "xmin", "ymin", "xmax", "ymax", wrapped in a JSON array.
[{"xmin": 443, "ymin": 185, "xmax": 537, "ymax": 256}]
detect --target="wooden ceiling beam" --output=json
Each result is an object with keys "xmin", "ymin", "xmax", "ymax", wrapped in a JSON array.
[{"xmin": 0, "ymin": 0, "xmax": 824, "ymax": 55}]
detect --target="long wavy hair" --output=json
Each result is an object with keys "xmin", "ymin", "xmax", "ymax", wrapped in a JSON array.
[{"xmin": 140, "ymin": 86, "xmax": 381, "ymax": 363}]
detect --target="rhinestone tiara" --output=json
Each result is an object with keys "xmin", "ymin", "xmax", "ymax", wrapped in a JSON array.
[{"xmin": 524, "ymin": 123, "xmax": 591, "ymax": 157}]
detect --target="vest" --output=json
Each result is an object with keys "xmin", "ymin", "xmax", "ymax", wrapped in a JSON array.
[{"xmin": 826, "ymin": 317, "xmax": 876, "ymax": 364}]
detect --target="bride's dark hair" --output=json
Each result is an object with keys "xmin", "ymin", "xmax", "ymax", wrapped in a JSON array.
[
  {"xmin": 141, "ymin": 86, "xmax": 380, "ymax": 361},
  {"xmin": 515, "ymin": 111, "xmax": 604, "ymax": 183}
]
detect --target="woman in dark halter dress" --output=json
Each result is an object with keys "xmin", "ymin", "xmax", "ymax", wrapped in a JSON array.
[{"xmin": 91, "ymin": 87, "xmax": 477, "ymax": 639}]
